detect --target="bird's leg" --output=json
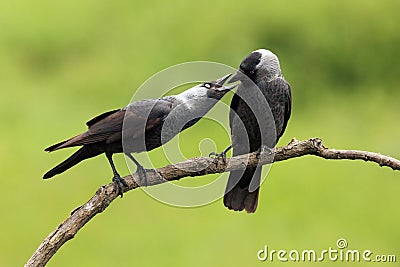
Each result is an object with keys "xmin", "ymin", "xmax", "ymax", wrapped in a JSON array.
[
  {"xmin": 209, "ymin": 145, "xmax": 232, "ymax": 166},
  {"xmin": 106, "ymin": 152, "xmax": 128, "ymax": 198},
  {"xmin": 125, "ymin": 153, "xmax": 148, "ymax": 186}
]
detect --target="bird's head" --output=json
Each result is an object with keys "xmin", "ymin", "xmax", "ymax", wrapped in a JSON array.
[
  {"xmin": 178, "ymin": 73, "xmax": 237, "ymax": 100},
  {"xmin": 231, "ymin": 49, "xmax": 282, "ymax": 83}
]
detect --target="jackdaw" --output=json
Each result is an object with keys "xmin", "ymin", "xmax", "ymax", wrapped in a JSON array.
[
  {"xmin": 44, "ymin": 74, "xmax": 235, "ymax": 196},
  {"xmin": 216, "ymin": 49, "xmax": 292, "ymax": 212}
]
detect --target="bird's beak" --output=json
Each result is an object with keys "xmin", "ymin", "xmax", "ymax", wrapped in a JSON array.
[
  {"xmin": 228, "ymin": 70, "xmax": 245, "ymax": 83},
  {"xmin": 214, "ymin": 73, "xmax": 238, "ymax": 91},
  {"xmin": 221, "ymin": 83, "xmax": 238, "ymax": 91},
  {"xmin": 215, "ymin": 73, "xmax": 232, "ymax": 86}
]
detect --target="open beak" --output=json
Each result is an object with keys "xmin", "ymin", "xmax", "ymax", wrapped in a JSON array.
[
  {"xmin": 214, "ymin": 73, "xmax": 238, "ymax": 91},
  {"xmin": 215, "ymin": 73, "xmax": 232, "ymax": 86},
  {"xmin": 221, "ymin": 83, "xmax": 238, "ymax": 91},
  {"xmin": 228, "ymin": 70, "xmax": 245, "ymax": 83}
]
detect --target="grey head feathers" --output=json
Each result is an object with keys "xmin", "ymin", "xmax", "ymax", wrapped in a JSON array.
[{"xmin": 240, "ymin": 49, "xmax": 282, "ymax": 82}]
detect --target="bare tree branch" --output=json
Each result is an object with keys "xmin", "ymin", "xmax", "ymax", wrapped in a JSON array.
[{"xmin": 25, "ymin": 138, "xmax": 400, "ymax": 267}]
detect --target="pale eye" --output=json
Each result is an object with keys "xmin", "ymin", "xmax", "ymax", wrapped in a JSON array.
[{"xmin": 203, "ymin": 83, "xmax": 211, "ymax": 89}]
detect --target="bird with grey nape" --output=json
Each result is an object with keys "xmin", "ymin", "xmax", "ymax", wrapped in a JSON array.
[
  {"xmin": 43, "ymin": 74, "xmax": 235, "ymax": 197},
  {"xmin": 214, "ymin": 49, "xmax": 292, "ymax": 213}
]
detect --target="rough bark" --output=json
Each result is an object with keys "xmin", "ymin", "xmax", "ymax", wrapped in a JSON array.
[{"xmin": 25, "ymin": 138, "xmax": 400, "ymax": 267}]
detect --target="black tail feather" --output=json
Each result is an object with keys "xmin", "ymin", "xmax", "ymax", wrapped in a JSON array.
[
  {"xmin": 43, "ymin": 146, "xmax": 101, "ymax": 179},
  {"xmin": 224, "ymin": 166, "xmax": 261, "ymax": 213},
  {"xmin": 44, "ymin": 139, "xmax": 70, "ymax": 152}
]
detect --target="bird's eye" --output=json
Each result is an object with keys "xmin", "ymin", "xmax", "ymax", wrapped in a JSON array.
[{"xmin": 203, "ymin": 83, "xmax": 212, "ymax": 89}]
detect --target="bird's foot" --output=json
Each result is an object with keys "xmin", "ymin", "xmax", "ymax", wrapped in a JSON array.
[
  {"xmin": 209, "ymin": 147, "xmax": 231, "ymax": 167},
  {"xmin": 209, "ymin": 151, "xmax": 227, "ymax": 167},
  {"xmin": 135, "ymin": 165, "xmax": 148, "ymax": 187},
  {"xmin": 112, "ymin": 175, "xmax": 128, "ymax": 198}
]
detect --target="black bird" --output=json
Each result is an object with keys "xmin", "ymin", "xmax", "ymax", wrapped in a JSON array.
[
  {"xmin": 220, "ymin": 49, "xmax": 292, "ymax": 212},
  {"xmin": 44, "ymin": 74, "xmax": 235, "ymax": 196}
]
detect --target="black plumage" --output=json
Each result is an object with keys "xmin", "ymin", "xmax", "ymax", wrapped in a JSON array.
[
  {"xmin": 224, "ymin": 49, "xmax": 292, "ymax": 212},
  {"xmin": 44, "ymin": 74, "xmax": 234, "ymax": 196}
]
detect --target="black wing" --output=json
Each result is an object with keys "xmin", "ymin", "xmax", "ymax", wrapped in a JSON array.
[
  {"xmin": 45, "ymin": 99, "xmax": 173, "ymax": 151},
  {"xmin": 86, "ymin": 109, "xmax": 121, "ymax": 127},
  {"xmin": 276, "ymin": 77, "xmax": 292, "ymax": 140}
]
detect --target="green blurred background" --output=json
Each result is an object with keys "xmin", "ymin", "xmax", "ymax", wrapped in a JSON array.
[{"xmin": 1, "ymin": 0, "xmax": 399, "ymax": 266}]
